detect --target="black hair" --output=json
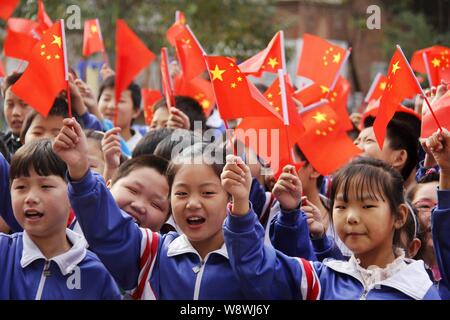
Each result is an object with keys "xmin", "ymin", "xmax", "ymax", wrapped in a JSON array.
[
  {"xmin": 293, "ymin": 144, "xmax": 324, "ymax": 190},
  {"xmin": 9, "ymin": 139, "xmax": 67, "ymax": 184},
  {"xmin": 111, "ymin": 154, "xmax": 168, "ymax": 185},
  {"xmin": 330, "ymin": 157, "xmax": 406, "ymax": 247},
  {"xmin": 19, "ymin": 97, "xmax": 81, "ymax": 144},
  {"xmin": 154, "ymin": 129, "xmax": 203, "ymax": 161},
  {"xmin": 1, "ymin": 72, "xmax": 23, "ymax": 96},
  {"xmin": 132, "ymin": 128, "xmax": 174, "ymax": 158},
  {"xmin": 98, "ymin": 75, "xmax": 141, "ymax": 111},
  {"xmin": 166, "ymin": 142, "xmax": 227, "ymax": 193}
]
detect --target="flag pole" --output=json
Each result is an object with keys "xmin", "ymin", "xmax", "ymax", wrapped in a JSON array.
[
  {"xmin": 280, "ymin": 31, "xmax": 287, "ymax": 75},
  {"xmin": 397, "ymin": 45, "xmax": 442, "ymax": 131},
  {"xmin": 326, "ymin": 47, "xmax": 352, "ymax": 97},
  {"xmin": 422, "ymin": 51, "xmax": 433, "ymax": 88},
  {"xmin": 278, "ymin": 69, "xmax": 293, "ymax": 164},
  {"xmin": 61, "ymin": 19, "xmax": 72, "ymax": 118},
  {"xmin": 357, "ymin": 72, "xmax": 383, "ymax": 113}
]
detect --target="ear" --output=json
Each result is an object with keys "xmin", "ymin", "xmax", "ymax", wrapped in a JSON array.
[
  {"xmin": 132, "ymin": 108, "xmax": 142, "ymax": 120},
  {"xmin": 106, "ymin": 179, "xmax": 112, "ymax": 189},
  {"xmin": 407, "ymin": 238, "xmax": 422, "ymax": 259},
  {"xmin": 394, "ymin": 204, "xmax": 408, "ymax": 229},
  {"xmin": 310, "ymin": 168, "xmax": 321, "ymax": 180},
  {"xmin": 391, "ymin": 149, "xmax": 407, "ymax": 171}
]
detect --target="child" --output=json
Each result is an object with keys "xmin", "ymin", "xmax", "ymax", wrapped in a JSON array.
[
  {"xmin": 53, "ymin": 119, "xmax": 247, "ymax": 299},
  {"xmin": 85, "ymin": 130, "xmax": 106, "ymax": 175},
  {"xmin": 132, "ymin": 128, "xmax": 174, "ymax": 158},
  {"xmin": 223, "ymin": 156, "xmax": 441, "ymax": 299},
  {"xmin": 97, "ymin": 76, "xmax": 142, "ymax": 151},
  {"xmin": 1, "ymin": 73, "xmax": 32, "ymax": 155},
  {"xmin": 0, "ymin": 139, "xmax": 121, "ymax": 299}
]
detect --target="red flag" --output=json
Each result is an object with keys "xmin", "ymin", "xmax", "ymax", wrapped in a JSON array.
[
  {"xmin": 364, "ymin": 73, "xmax": 388, "ymax": 103},
  {"xmin": 142, "ymin": 89, "xmax": 163, "ymax": 126},
  {"xmin": 174, "ymin": 75, "xmax": 216, "ymax": 116},
  {"xmin": 37, "ymin": 0, "xmax": 52, "ymax": 32},
  {"xmin": 411, "ymin": 45, "xmax": 448, "ymax": 74},
  {"xmin": 175, "ymin": 10, "xmax": 186, "ymax": 25},
  {"xmin": 175, "ymin": 38, "xmax": 207, "ymax": 81},
  {"xmin": 0, "ymin": 0, "xmax": 19, "ymax": 20},
  {"xmin": 373, "ymin": 47, "xmax": 422, "ymax": 149},
  {"xmin": 329, "ymin": 76, "xmax": 353, "ymax": 131},
  {"xmin": 82, "ymin": 19, "xmax": 105, "ymax": 57},
  {"xmin": 239, "ymin": 31, "xmax": 284, "ymax": 76},
  {"xmin": 296, "ymin": 33, "xmax": 347, "ymax": 88},
  {"xmin": 0, "ymin": 59, "xmax": 5, "ymax": 78},
  {"xmin": 294, "ymin": 83, "xmax": 328, "ymax": 107},
  {"xmin": 115, "ymin": 20, "xmax": 156, "ymax": 121},
  {"xmin": 160, "ymin": 47, "xmax": 176, "ymax": 108},
  {"xmin": 11, "ymin": 21, "xmax": 67, "ymax": 117},
  {"xmin": 167, "ymin": 23, "xmax": 206, "ymax": 80},
  {"xmin": 297, "ymin": 102, "xmax": 361, "ymax": 175},
  {"xmin": 204, "ymin": 56, "xmax": 282, "ymax": 121},
  {"xmin": 423, "ymin": 48, "xmax": 450, "ymax": 87},
  {"xmin": 421, "ymin": 91, "xmax": 450, "ymax": 138},
  {"xmin": 3, "ymin": 18, "xmax": 41, "ymax": 61}
]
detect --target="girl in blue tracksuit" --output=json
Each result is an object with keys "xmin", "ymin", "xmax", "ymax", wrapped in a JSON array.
[
  {"xmin": 54, "ymin": 118, "xmax": 313, "ymax": 299},
  {"xmin": 223, "ymin": 156, "xmax": 442, "ymax": 300},
  {"xmin": 0, "ymin": 139, "xmax": 120, "ymax": 300}
]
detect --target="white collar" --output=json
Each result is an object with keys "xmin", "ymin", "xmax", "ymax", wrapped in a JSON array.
[
  {"xmin": 167, "ymin": 234, "xmax": 229, "ymax": 260},
  {"xmin": 125, "ymin": 130, "xmax": 143, "ymax": 151},
  {"xmin": 324, "ymin": 258, "xmax": 433, "ymax": 300},
  {"xmin": 21, "ymin": 229, "xmax": 88, "ymax": 275}
]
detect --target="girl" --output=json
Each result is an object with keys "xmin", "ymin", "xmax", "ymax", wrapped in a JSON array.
[
  {"xmin": 54, "ymin": 118, "xmax": 259, "ymax": 299},
  {"xmin": 223, "ymin": 156, "xmax": 441, "ymax": 299}
]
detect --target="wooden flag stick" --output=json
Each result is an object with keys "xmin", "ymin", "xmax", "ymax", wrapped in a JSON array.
[
  {"xmin": 278, "ymin": 69, "xmax": 293, "ymax": 164},
  {"xmin": 61, "ymin": 19, "xmax": 72, "ymax": 118}
]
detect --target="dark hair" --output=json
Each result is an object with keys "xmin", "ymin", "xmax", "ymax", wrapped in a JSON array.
[
  {"xmin": 154, "ymin": 129, "xmax": 203, "ymax": 161},
  {"xmin": 9, "ymin": 139, "xmax": 67, "ymax": 184},
  {"xmin": 153, "ymin": 96, "xmax": 207, "ymax": 132},
  {"xmin": 111, "ymin": 155, "xmax": 168, "ymax": 185},
  {"xmin": 406, "ymin": 172, "xmax": 440, "ymax": 203},
  {"xmin": 19, "ymin": 97, "xmax": 81, "ymax": 144},
  {"xmin": 330, "ymin": 157, "xmax": 405, "ymax": 247},
  {"xmin": 166, "ymin": 142, "xmax": 226, "ymax": 193},
  {"xmin": 293, "ymin": 144, "xmax": 324, "ymax": 190},
  {"xmin": 2, "ymin": 72, "xmax": 23, "ymax": 96},
  {"xmin": 0, "ymin": 136, "xmax": 11, "ymax": 163},
  {"xmin": 402, "ymin": 201, "xmax": 419, "ymax": 244},
  {"xmin": 98, "ymin": 76, "xmax": 141, "ymax": 111},
  {"xmin": 132, "ymin": 128, "xmax": 174, "ymax": 158},
  {"xmin": 364, "ymin": 116, "xmax": 419, "ymax": 180}
]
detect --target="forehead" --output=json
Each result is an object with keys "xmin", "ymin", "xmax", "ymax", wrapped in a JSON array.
[
  {"xmin": 13, "ymin": 169, "xmax": 66, "ymax": 184},
  {"xmin": 173, "ymin": 163, "xmax": 221, "ymax": 185},
  {"xmin": 413, "ymin": 182, "xmax": 438, "ymax": 201},
  {"xmin": 118, "ymin": 167, "xmax": 168, "ymax": 190},
  {"xmin": 4, "ymin": 87, "xmax": 21, "ymax": 100},
  {"xmin": 334, "ymin": 173, "xmax": 387, "ymax": 202},
  {"xmin": 30, "ymin": 115, "xmax": 64, "ymax": 128}
]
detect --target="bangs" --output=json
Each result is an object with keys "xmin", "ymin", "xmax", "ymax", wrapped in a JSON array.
[{"xmin": 333, "ymin": 170, "xmax": 387, "ymax": 203}]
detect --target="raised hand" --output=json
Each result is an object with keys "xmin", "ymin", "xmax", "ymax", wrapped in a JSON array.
[
  {"xmin": 52, "ymin": 118, "xmax": 89, "ymax": 181},
  {"xmin": 167, "ymin": 107, "xmax": 190, "ymax": 130},
  {"xmin": 221, "ymin": 155, "xmax": 253, "ymax": 215},
  {"xmin": 272, "ymin": 165, "xmax": 303, "ymax": 211},
  {"xmin": 301, "ymin": 198, "xmax": 326, "ymax": 239},
  {"xmin": 101, "ymin": 127, "xmax": 122, "ymax": 181}
]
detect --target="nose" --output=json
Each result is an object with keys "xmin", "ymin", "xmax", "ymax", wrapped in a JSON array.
[
  {"xmin": 106, "ymin": 99, "xmax": 116, "ymax": 111},
  {"xmin": 24, "ymin": 191, "xmax": 40, "ymax": 206},
  {"xmin": 130, "ymin": 201, "xmax": 147, "ymax": 216},
  {"xmin": 346, "ymin": 209, "xmax": 360, "ymax": 225},
  {"xmin": 186, "ymin": 196, "xmax": 202, "ymax": 210},
  {"xmin": 11, "ymin": 104, "xmax": 22, "ymax": 117}
]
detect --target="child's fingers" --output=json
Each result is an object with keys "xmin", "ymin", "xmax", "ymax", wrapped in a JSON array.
[
  {"xmin": 224, "ymin": 162, "xmax": 245, "ymax": 177},
  {"xmin": 69, "ymin": 118, "xmax": 84, "ymax": 137},
  {"xmin": 104, "ymin": 127, "xmax": 121, "ymax": 137},
  {"xmin": 277, "ymin": 179, "xmax": 297, "ymax": 192},
  {"xmin": 60, "ymin": 125, "xmax": 79, "ymax": 143},
  {"xmin": 53, "ymin": 139, "xmax": 71, "ymax": 150},
  {"xmin": 278, "ymin": 172, "xmax": 299, "ymax": 183},
  {"xmin": 273, "ymin": 184, "xmax": 289, "ymax": 195},
  {"xmin": 221, "ymin": 170, "xmax": 246, "ymax": 184},
  {"xmin": 301, "ymin": 205, "xmax": 313, "ymax": 213},
  {"xmin": 57, "ymin": 133, "xmax": 77, "ymax": 148}
]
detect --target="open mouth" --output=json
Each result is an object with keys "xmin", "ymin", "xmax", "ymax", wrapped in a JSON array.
[
  {"xmin": 186, "ymin": 216, "xmax": 206, "ymax": 226},
  {"xmin": 24, "ymin": 210, "xmax": 44, "ymax": 220}
]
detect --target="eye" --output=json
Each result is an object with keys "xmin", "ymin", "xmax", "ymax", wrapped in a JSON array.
[
  {"xmin": 362, "ymin": 204, "xmax": 376, "ymax": 209},
  {"xmin": 126, "ymin": 186, "xmax": 138, "ymax": 195},
  {"xmin": 202, "ymin": 191, "xmax": 216, "ymax": 196},
  {"xmin": 151, "ymin": 202, "xmax": 162, "ymax": 210},
  {"xmin": 42, "ymin": 185, "xmax": 55, "ymax": 189},
  {"xmin": 174, "ymin": 191, "xmax": 187, "ymax": 197},
  {"xmin": 14, "ymin": 185, "xmax": 25, "ymax": 190},
  {"xmin": 334, "ymin": 205, "xmax": 346, "ymax": 210}
]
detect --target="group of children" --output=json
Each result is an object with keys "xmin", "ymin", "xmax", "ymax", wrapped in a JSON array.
[{"xmin": 0, "ymin": 63, "xmax": 449, "ymax": 300}]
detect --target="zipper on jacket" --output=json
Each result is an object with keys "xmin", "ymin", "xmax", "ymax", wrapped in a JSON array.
[
  {"xmin": 35, "ymin": 260, "xmax": 51, "ymax": 300},
  {"xmin": 193, "ymin": 259, "xmax": 205, "ymax": 300},
  {"xmin": 359, "ymin": 288, "xmax": 369, "ymax": 300}
]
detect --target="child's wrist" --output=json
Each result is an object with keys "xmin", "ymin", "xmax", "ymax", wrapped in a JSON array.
[
  {"xmin": 68, "ymin": 161, "xmax": 89, "ymax": 181},
  {"xmin": 231, "ymin": 197, "xmax": 250, "ymax": 216}
]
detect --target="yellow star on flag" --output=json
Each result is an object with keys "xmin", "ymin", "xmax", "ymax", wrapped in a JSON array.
[
  {"xmin": 313, "ymin": 112, "xmax": 327, "ymax": 123},
  {"xmin": 379, "ymin": 82, "xmax": 386, "ymax": 90},
  {"xmin": 267, "ymin": 57, "xmax": 279, "ymax": 69},
  {"xmin": 51, "ymin": 35, "xmax": 62, "ymax": 49},
  {"xmin": 391, "ymin": 61, "xmax": 400, "ymax": 75},
  {"xmin": 90, "ymin": 25, "xmax": 98, "ymax": 33},
  {"xmin": 431, "ymin": 58, "xmax": 441, "ymax": 68},
  {"xmin": 332, "ymin": 53, "xmax": 341, "ymax": 64},
  {"xmin": 210, "ymin": 65, "xmax": 226, "ymax": 81},
  {"xmin": 320, "ymin": 85, "xmax": 330, "ymax": 94}
]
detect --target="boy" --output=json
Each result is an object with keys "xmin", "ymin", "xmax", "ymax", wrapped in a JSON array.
[
  {"xmin": 0, "ymin": 139, "xmax": 121, "ymax": 299},
  {"xmin": 1, "ymin": 73, "xmax": 32, "ymax": 155}
]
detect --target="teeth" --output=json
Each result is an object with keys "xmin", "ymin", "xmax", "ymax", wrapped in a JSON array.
[{"xmin": 188, "ymin": 217, "xmax": 202, "ymax": 221}]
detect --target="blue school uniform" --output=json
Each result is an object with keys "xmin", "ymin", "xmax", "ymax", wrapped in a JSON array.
[
  {"xmin": 432, "ymin": 189, "xmax": 450, "ymax": 299},
  {"xmin": 0, "ymin": 153, "xmax": 21, "ymax": 232},
  {"xmin": 0, "ymin": 229, "xmax": 121, "ymax": 300},
  {"xmin": 223, "ymin": 209, "xmax": 441, "ymax": 300},
  {"xmin": 67, "ymin": 170, "xmax": 266, "ymax": 300}
]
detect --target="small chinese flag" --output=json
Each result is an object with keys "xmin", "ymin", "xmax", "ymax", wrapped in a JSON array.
[
  {"xmin": 175, "ymin": 10, "xmax": 186, "ymax": 25},
  {"xmin": 239, "ymin": 31, "xmax": 284, "ymax": 76},
  {"xmin": 3, "ymin": 18, "xmax": 41, "ymax": 61},
  {"xmin": 11, "ymin": 20, "xmax": 67, "ymax": 117},
  {"xmin": 204, "ymin": 55, "xmax": 282, "ymax": 121},
  {"xmin": 373, "ymin": 47, "xmax": 422, "ymax": 149},
  {"xmin": 424, "ymin": 48, "xmax": 450, "ymax": 86},
  {"xmin": 175, "ymin": 38, "xmax": 207, "ymax": 81},
  {"xmin": 37, "ymin": 0, "xmax": 52, "ymax": 32},
  {"xmin": 421, "ymin": 91, "xmax": 450, "ymax": 138},
  {"xmin": 411, "ymin": 45, "xmax": 448, "ymax": 74},
  {"xmin": 297, "ymin": 102, "xmax": 361, "ymax": 175},
  {"xmin": 142, "ymin": 89, "xmax": 163, "ymax": 125},
  {"xmin": 82, "ymin": 19, "xmax": 105, "ymax": 57},
  {"xmin": 167, "ymin": 23, "xmax": 206, "ymax": 80},
  {"xmin": 0, "ymin": 0, "xmax": 19, "ymax": 20},
  {"xmin": 364, "ymin": 73, "xmax": 388, "ymax": 103},
  {"xmin": 115, "ymin": 19, "xmax": 156, "ymax": 122},
  {"xmin": 160, "ymin": 47, "xmax": 176, "ymax": 108},
  {"xmin": 297, "ymin": 33, "xmax": 347, "ymax": 88},
  {"xmin": 328, "ymin": 76, "xmax": 353, "ymax": 132},
  {"xmin": 294, "ymin": 83, "xmax": 329, "ymax": 107},
  {"xmin": 174, "ymin": 74, "xmax": 216, "ymax": 117},
  {"xmin": 0, "ymin": 59, "xmax": 5, "ymax": 78}
]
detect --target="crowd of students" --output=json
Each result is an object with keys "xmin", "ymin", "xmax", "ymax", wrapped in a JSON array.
[{"xmin": 0, "ymin": 59, "xmax": 449, "ymax": 300}]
